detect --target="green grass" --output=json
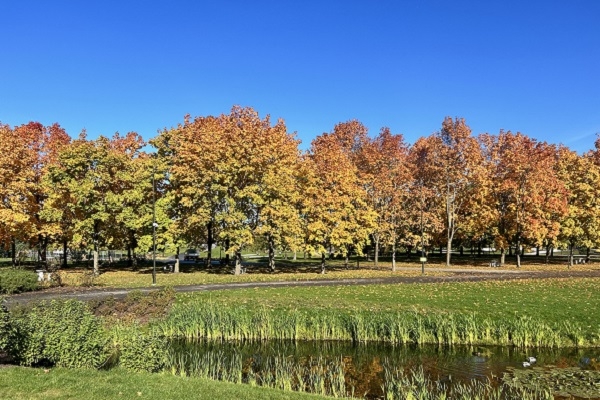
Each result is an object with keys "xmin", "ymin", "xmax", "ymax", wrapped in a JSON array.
[
  {"xmin": 0, "ymin": 366, "xmax": 329, "ymax": 400},
  {"xmin": 57, "ymin": 263, "xmax": 451, "ymax": 288},
  {"xmin": 175, "ymin": 278, "xmax": 600, "ymax": 332}
]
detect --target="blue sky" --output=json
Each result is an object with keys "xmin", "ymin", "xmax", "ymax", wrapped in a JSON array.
[{"xmin": 1, "ymin": 0, "xmax": 599, "ymax": 152}]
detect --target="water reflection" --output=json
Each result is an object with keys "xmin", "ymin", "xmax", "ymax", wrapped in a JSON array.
[{"xmin": 168, "ymin": 340, "xmax": 600, "ymax": 399}]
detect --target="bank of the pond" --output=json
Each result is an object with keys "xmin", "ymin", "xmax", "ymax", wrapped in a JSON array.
[{"xmin": 0, "ymin": 366, "xmax": 328, "ymax": 400}]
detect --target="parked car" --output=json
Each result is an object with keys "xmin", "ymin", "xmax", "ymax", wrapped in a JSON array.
[{"xmin": 184, "ymin": 249, "xmax": 199, "ymax": 261}]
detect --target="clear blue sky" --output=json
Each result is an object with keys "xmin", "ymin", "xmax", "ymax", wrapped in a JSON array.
[{"xmin": 1, "ymin": 0, "xmax": 599, "ymax": 152}]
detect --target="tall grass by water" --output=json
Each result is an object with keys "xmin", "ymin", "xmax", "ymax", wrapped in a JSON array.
[
  {"xmin": 155, "ymin": 301, "xmax": 599, "ymax": 348},
  {"xmin": 164, "ymin": 346, "xmax": 560, "ymax": 399},
  {"xmin": 382, "ymin": 365, "xmax": 554, "ymax": 400},
  {"xmin": 165, "ymin": 348, "xmax": 348, "ymax": 397}
]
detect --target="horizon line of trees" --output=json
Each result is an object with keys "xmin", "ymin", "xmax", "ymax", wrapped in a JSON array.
[{"xmin": 2, "ymin": 106, "xmax": 600, "ymax": 275}]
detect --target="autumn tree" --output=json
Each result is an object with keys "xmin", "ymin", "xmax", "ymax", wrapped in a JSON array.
[
  {"xmin": 44, "ymin": 132, "xmax": 144, "ymax": 274},
  {"xmin": 407, "ymin": 138, "xmax": 444, "ymax": 260},
  {"xmin": 0, "ymin": 122, "xmax": 70, "ymax": 266},
  {"xmin": 556, "ymin": 147, "xmax": 600, "ymax": 265},
  {"xmin": 166, "ymin": 106, "xmax": 302, "ymax": 275},
  {"xmin": 358, "ymin": 128, "xmax": 412, "ymax": 270},
  {"xmin": 248, "ymin": 117, "xmax": 302, "ymax": 272},
  {"xmin": 414, "ymin": 118, "xmax": 484, "ymax": 265},
  {"xmin": 303, "ymin": 124, "xmax": 376, "ymax": 273},
  {"xmin": 479, "ymin": 131, "xmax": 567, "ymax": 266},
  {"xmin": 0, "ymin": 123, "xmax": 37, "ymax": 264}
]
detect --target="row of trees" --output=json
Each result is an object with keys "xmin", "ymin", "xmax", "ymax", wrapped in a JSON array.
[{"xmin": 2, "ymin": 107, "xmax": 600, "ymax": 274}]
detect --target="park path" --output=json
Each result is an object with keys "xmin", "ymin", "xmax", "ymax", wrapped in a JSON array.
[{"xmin": 4, "ymin": 267, "xmax": 600, "ymax": 308}]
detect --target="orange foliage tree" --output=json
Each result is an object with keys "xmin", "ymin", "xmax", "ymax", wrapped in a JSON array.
[
  {"xmin": 358, "ymin": 127, "xmax": 412, "ymax": 270},
  {"xmin": 303, "ymin": 121, "xmax": 376, "ymax": 273},
  {"xmin": 479, "ymin": 131, "xmax": 567, "ymax": 266},
  {"xmin": 165, "ymin": 106, "xmax": 302, "ymax": 275},
  {"xmin": 0, "ymin": 122, "xmax": 70, "ymax": 265}
]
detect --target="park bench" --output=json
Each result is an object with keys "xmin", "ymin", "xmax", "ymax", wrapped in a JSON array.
[
  {"xmin": 163, "ymin": 263, "xmax": 174, "ymax": 273},
  {"xmin": 489, "ymin": 259, "xmax": 500, "ymax": 268}
]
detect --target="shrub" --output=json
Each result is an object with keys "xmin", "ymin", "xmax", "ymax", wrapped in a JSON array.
[
  {"xmin": 111, "ymin": 324, "xmax": 167, "ymax": 373},
  {"xmin": 10, "ymin": 299, "xmax": 109, "ymax": 368},
  {"xmin": 0, "ymin": 268, "xmax": 39, "ymax": 294},
  {"xmin": 0, "ymin": 298, "xmax": 10, "ymax": 351}
]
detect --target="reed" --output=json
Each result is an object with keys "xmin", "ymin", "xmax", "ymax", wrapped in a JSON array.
[
  {"xmin": 382, "ymin": 364, "xmax": 554, "ymax": 400},
  {"xmin": 155, "ymin": 301, "xmax": 599, "ymax": 348},
  {"xmin": 165, "ymin": 347, "xmax": 350, "ymax": 398}
]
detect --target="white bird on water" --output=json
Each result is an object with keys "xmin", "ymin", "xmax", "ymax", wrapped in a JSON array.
[
  {"xmin": 527, "ymin": 356, "xmax": 537, "ymax": 363},
  {"xmin": 522, "ymin": 361, "xmax": 531, "ymax": 367}
]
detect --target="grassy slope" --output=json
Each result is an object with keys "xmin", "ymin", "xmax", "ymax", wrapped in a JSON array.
[
  {"xmin": 0, "ymin": 367, "xmax": 328, "ymax": 400},
  {"xmin": 175, "ymin": 278, "xmax": 600, "ymax": 330}
]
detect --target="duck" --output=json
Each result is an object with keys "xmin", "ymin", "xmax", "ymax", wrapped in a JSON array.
[
  {"xmin": 522, "ymin": 361, "xmax": 531, "ymax": 367},
  {"xmin": 526, "ymin": 356, "xmax": 537, "ymax": 363}
]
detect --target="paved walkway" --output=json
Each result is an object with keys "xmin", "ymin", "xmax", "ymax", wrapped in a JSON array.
[{"xmin": 4, "ymin": 267, "xmax": 600, "ymax": 308}]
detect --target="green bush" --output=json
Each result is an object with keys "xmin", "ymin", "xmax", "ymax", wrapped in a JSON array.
[
  {"xmin": 0, "ymin": 298, "xmax": 10, "ymax": 351},
  {"xmin": 111, "ymin": 324, "xmax": 167, "ymax": 373},
  {"xmin": 0, "ymin": 268, "xmax": 39, "ymax": 294},
  {"xmin": 10, "ymin": 299, "xmax": 109, "ymax": 368}
]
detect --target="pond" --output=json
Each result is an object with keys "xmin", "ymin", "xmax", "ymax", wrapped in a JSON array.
[{"xmin": 166, "ymin": 340, "xmax": 600, "ymax": 399}]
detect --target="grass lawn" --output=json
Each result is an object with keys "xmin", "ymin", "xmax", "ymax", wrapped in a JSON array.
[
  {"xmin": 175, "ymin": 277, "xmax": 600, "ymax": 331},
  {"xmin": 0, "ymin": 366, "xmax": 328, "ymax": 400},
  {"xmin": 57, "ymin": 262, "xmax": 453, "ymax": 288},
  {"xmin": 50, "ymin": 254, "xmax": 600, "ymax": 288}
]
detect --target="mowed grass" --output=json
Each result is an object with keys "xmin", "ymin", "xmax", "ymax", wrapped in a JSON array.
[
  {"xmin": 58, "ymin": 263, "xmax": 452, "ymax": 288},
  {"xmin": 54, "ymin": 255, "xmax": 600, "ymax": 288},
  {"xmin": 0, "ymin": 367, "xmax": 328, "ymax": 400},
  {"xmin": 175, "ymin": 278, "xmax": 600, "ymax": 330}
]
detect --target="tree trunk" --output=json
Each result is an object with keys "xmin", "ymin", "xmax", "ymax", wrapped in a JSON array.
[
  {"xmin": 37, "ymin": 234, "xmax": 47, "ymax": 264},
  {"xmin": 293, "ymin": 250, "xmax": 297, "ymax": 261},
  {"xmin": 509, "ymin": 246, "xmax": 513, "ymax": 256},
  {"xmin": 536, "ymin": 246, "xmax": 540, "ymax": 257},
  {"xmin": 234, "ymin": 251, "xmax": 242, "ymax": 275},
  {"xmin": 439, "ymin": 246, "xmax": 443, "ymax": 256},
  {"xmin": 93, "ymin": 245, "xmax": 99, "ymax": 276},
  {"xmin": 500, "ymin": 248, "xmax": 506, "ymax": 266},
  {"xmin": 477, "ymin": 242, "xmax": 482, "ymax": 257},
  {"xmin": 374, "ymin": 235, "xmax": 379, "ymax": 267},
  {"xmin": 551, "ymin": 247, "xmax": 554, "ymax": 256},
  {"xmin": 174, "ymin": 245, "xmax": 180, "ymax": 273},
  {"xmin": 569, "ymin": 241, "xmax": 574, "ymax": 267},
  {"xmin": 586, "ymin": 247, "xmax": 591, "ymax": 263},
  {"xmin": 391, "ymin": 242, "xmax": 396, "ymax": 272},
  {"xmin": 516, "ymin": 239, "xmax": 521, "ymax": 268},
  {"xmin": 206, "ymin": 220, "xmax": 213, "ymax": 267},
  {"xmin": 320, "ymin": 252, "xmax": 326, "ymax": 274},
  {"xmin": 446, "ymin": 237, "xmax": 452, "ymax": 266},
  {"xmin": 127, "ymin": 246, "xmax": 132, "ymax": 267},
  {"xmin": 545, "ymin": 244, "xmax": 551, "ymax": 264},
  {"xmin": 459, "ymin": 246, "xmax": 464, "ymax": 256},
  {"xmin": 268, "ymin": 234, "xmax": 275, "ymax": 272},
  {"xmin": 63, "ymin": 238, "xmax": 68, "ymax": 268},
  {"xmin": 11, "ymin": 238, "xmax": 16, "ymax": 267},
  {"xmin": 224, "ymin": 238, "xmax": 230, "ymax": 265}
]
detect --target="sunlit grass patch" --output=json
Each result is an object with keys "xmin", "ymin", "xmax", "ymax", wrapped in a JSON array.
[{"xmin": 56, "ymin": 265, "xmax": 451, "ymax": 288}]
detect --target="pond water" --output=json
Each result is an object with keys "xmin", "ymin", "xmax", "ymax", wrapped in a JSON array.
[{"xmin": 168, "ymin": 340, "xmax": 600, "ymax": 399}]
